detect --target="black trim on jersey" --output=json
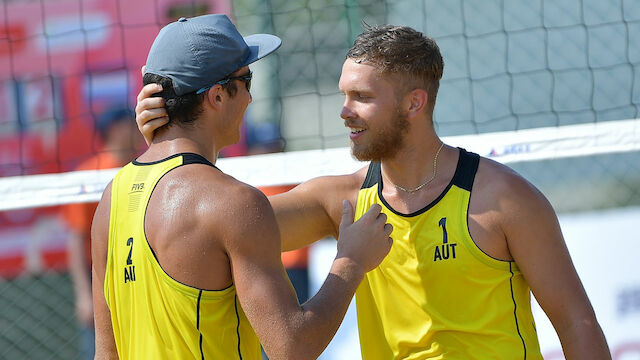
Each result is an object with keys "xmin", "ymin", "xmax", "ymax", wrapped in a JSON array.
[
  {"xmin": 133, "ymin": 152, "xmax": 218, "ymax": 169},
  {"xmin": 197, "ymin": 290, "xmax": 205, "ymax": 360},
  {"xmin": 234, "ymin": 295, "xmax": 243, "ymax": 360},
  {"xmin": 509, "ymin": 262, "xmax": 527, "ymax": 359},
  {"xmin": 142, "ymin": 155, "xmax": 232, "ymax": 292},
  {"xmin": 360, "ymin": 161, "xmax": 381, "ymax": 189},
  {"xmin": 460, "ymin": 148, "xmax": 515, "ymax": 263},
  {"xmin": 365, "ymin": 148, "xmax": 479, "ymax": 217},
  {"xmin": 451, "ymin": 148, "xmax": 480, "ymax": 192},
  {"xmin": 182, "ymin": 153, "xmax": 216, "ymax": 167}
]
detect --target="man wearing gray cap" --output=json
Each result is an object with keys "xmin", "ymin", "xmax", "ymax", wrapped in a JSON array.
[{"xmin": 91, "ymin": 14, "xmax": 393, "ymax": 360}]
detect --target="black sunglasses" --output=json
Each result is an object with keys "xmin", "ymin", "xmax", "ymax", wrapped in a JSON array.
[{"xmin": 197, "ymin": 71, "xmax": 253, "ymax": 94}]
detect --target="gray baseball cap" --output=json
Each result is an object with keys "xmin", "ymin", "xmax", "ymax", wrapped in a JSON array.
[{"xmin": 145, "ymin": 14, "xmax": 281, "ymax": 96}]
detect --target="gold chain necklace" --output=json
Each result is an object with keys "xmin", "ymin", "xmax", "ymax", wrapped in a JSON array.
[{"xmin": 391, "ymin": 142, "xmax": 444, "ymax": 193}]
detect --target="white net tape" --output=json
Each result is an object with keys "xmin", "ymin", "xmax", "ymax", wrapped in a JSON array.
[{"xmin": 1, "ymin": 118, "xmax": 638, "ymax": 211}]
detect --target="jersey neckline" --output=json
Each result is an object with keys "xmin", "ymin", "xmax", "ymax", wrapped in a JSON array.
[
  {"xmin": 133, "ymin": 152, "xmax": 217, "ymax": 168},
  {"xmin": 375, "ymin": 147, "xmax": 470, "ymax": 218}
]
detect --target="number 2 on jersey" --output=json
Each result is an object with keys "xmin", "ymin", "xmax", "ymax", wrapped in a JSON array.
[
  {"xmin": 126, "ymin": 237, "xmax": 134, "ymax": 265},
  {"xmin": 124, "ymin": 237, "xmax": 136, "ymax": 283}
]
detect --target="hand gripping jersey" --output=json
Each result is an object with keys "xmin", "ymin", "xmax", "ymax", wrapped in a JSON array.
[
  {"xmin": 104, "ymin": 153, "xmax": 260, "ymax": 360},
  {"xmin": 354, "ymin": 148, "xmax": 542, "ymax": 360}
]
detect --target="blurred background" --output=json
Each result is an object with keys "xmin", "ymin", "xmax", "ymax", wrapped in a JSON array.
[{"xmin": 0, "ymin": 0, "xmax": 639, "ymax": 359}]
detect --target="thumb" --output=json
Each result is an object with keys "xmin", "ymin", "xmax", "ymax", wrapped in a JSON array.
[
  {"xmin": 141, "ymin": 65, "xmax": 146, "ymax": 77},
  {"xmin": 339, "ymin": 200, "xmax": 354, "ymax": 230}
]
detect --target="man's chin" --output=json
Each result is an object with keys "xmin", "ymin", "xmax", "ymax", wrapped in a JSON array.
[{"xmin": 350, "ymin": 146, "xmax": 379, "ymax": 162}]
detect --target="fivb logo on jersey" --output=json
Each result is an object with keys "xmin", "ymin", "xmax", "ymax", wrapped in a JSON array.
[{"xmin": 434, "ymin": 217, "xmax": 457, "ymax": 262}]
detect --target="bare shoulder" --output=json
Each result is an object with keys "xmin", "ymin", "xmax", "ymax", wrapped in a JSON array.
[
  {"xmin": 475, "ymin": 157, "xmax": 547, "ymax": 205},
  {"xmin": 473, "ymin": 156, "xmax": 556, "ymax": 232},
  {"xmin": 162, "ymin": 163, "xmax": 273, "ymax": 223},
  {"xmin": 204, "ymin": 171, "xmax": 280, "ymax": 253},
  {"xmin": 197, "ymin": 165, "xmax": 275, "ymax": 226}
]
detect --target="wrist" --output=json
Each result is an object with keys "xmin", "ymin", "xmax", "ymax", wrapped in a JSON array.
[{"xmin": 330, "ymin": 256, "xmax": 366, "ymax": 284}]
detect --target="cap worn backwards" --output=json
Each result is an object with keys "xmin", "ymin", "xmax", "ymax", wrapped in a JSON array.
[{"xmin": 145, "ymin": 14, "xmax": 281, "ymax": 96}]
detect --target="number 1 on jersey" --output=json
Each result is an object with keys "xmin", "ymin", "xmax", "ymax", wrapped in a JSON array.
[
  {"xmin": 439, "ymin": 217, "xmax": 448, "ymax": 244},
  {"xmin": 434, "ymin": 217, "xmax": 457, "ymax": 262}
]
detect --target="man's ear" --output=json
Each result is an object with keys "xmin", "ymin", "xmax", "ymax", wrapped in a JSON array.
[
  {"xmin": 205, "ymin": 84, "xmax": 225, "ymax": 110},
  {"xmin": 405, "ymin": 88, "xmax": 428, "ymax": 119}
]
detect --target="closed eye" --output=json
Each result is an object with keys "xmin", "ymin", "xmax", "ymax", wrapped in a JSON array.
[
  {"xmin": 341, "ymin": 90, "xmax": 373, "ymax": 101},
  {"xmin": 355, "ymin": 93, "xmax": 371, "ymax": 101}
]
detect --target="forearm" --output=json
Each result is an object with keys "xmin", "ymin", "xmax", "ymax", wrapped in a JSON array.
[
  {"xmin": 70, "ymin": 263, "xmax": 91, "ymax": 297},
  {"xmin": 269, "ymin": 192, "xmax": 337, "ymax": 252},
  {"xmin": 69, "ymin": 234, "xmax": 91, "ymax": 297},
  {"xmin": 92, "ymin": 266, "xmax": 119, "ymax": 359},
  {"xmin": 280, "ymin": 225, "xmax": 330, "ymax": 252},
  {"xmin": 557, "ymin": 317, "xmax": 610, "ymax": 360},
  {"xmin": 264, "ymin": 258, "xmax": 364, "ymax": 360}
]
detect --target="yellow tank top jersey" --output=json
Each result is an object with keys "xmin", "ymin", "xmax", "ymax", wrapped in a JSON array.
[
  {"xmin": 105, "ymin": 153, "xmax": 260, "ymax": 360},
  {"xmin": 354, "ymin": 149, "xmax": 542, "ymax": 360}
]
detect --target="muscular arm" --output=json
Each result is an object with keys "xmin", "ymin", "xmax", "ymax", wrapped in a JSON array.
[
  {"xmin": 269, "ymin": 173, "xmax": 362, "ymax": 251},
  {"xmin": 498, "ymin": 172, "xmax": 610, "ymax": 359},
  {"xmin": 91, "ymin": 183, "xmax": 119, "ymax": 360},
  {"xmin": 224, "ymin": 186, "xmax": 391, "ymax": 360}
]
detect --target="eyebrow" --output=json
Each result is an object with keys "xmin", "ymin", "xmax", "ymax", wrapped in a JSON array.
[{"xmin": 343, "ymin": 88, "xmax": 373, "ymax": 95}]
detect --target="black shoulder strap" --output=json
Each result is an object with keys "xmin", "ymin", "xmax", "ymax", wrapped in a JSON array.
[
  {"xmin": 361, "ymin": 162, "xmax": 381, "ymax": 189},
  {"xmin": 451, "ymin": 148, "xmax": 480, "ymax": 192},
  {"xmin": 132, "ymin": 152, "xmax": 218, "ymax": 169},
  {"xmin": 181, "ymin": 153, "xmax": 217, "ymax": 168}
]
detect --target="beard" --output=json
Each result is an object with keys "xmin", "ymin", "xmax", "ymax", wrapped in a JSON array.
[{"xmin": 350, "ymin": 107, "xmax": 410, "ymax": 162}]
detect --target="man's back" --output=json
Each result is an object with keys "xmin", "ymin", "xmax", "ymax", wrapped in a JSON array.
[{"xmin": 105, "ymin": 152, "xmax": 260, "ymax": 359}]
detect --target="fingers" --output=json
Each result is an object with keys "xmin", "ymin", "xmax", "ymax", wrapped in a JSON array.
[
  {"xmin": 136, "ymin": 98, "xmax": 167, "ymax": 128},
  {"xmin": 142, "ymin": 117, "xmax": 170, "ymax": 132},
  {"xmin": 361, "ymin": 203, "xmax": 382, "ymax": 220},
  {"xmin": 136, "ymin": 105, "xmax": 165, "ymax": 121},
  {"xmin": 373, "ymin": 207, "xmax": 393, "ymax": 247},
  {"xmin": 383, "ymin": 222, "xmax": 393, "ymax": 236},
  {"xmin": 137, "ymin": 108, "xmax": 168, "ymax": 129},
  {"xmin": 339, "ymin": 200, "xmax": 354, "ymax": 230},
  {"xmin": 136, "ymin": 83, "xmax": 163, "ymax": 103},
  {"xmin": 355, "ymin": 204, "xmax": 390, "ymax": 230},
  {"xmin": 135, "ymin": 98, "xmax": 169, "ymax": 145},
  {"xmin": 342, "ymin": 202, "xmax": 392, "ymax": 241},
  {"xmin": 136, "ymin": 96, "xmax": 166, "ymax": 114}
]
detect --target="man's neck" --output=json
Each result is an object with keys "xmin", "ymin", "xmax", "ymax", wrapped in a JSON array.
[
  {"xmin": 379, "ymin": 128, "xmax": 447, "ymax": 193},
  {"xmin": 381, "ymin": 122, "xmax": 446, "ymax": 176},
  {"xmin": 141, "ymin": 127, "xmax": 217, "ymax": 165}
]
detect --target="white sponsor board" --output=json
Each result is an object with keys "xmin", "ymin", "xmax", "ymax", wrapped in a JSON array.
[{"xmin": 309, "ymin": 207, "xmax": 640, "ymax": 359}]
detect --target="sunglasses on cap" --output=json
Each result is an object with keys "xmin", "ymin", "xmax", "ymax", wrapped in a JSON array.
[{"xmin": 196, "ymin": 71, "xmax": 253, "ymax": 94}]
